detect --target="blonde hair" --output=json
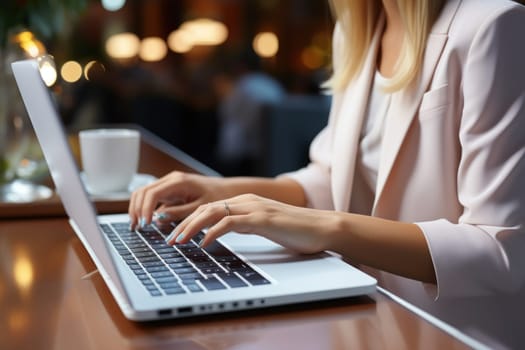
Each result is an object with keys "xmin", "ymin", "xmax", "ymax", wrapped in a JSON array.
[{"xmin": 324, "ymin": 0, "xmax": 444, "ymax": 92}]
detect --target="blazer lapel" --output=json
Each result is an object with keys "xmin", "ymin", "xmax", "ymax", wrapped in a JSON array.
[
  {"xmin": 372, "ymin": 0, "xmax": 461, "ymax": 211},
  {"xmin": 332, "ymin": 15, "xmax": 384, "ymax": 212}
]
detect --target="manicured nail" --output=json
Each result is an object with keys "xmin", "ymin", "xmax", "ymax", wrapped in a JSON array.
[
  {"xmin": 165, "ymin": 231, "xmax": 176, "ymax": 243},
  {"xmin": 139, "ymin": 217, "xmax": 146, "ymax": 228},
  {"xmin": 154, "ymin": 212, "xmax": 168, "ymax": 221},
  {"xmin": 175, "ymin": 233, "xmax": 185, "ymax": 243}
]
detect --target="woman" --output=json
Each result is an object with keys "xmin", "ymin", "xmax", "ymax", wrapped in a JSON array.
[{"xmin": 129, "ymin": 0, "xmax": 525, "ymax": 302}]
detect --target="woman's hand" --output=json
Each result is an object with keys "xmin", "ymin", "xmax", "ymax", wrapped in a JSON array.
[
  {"xmin": 128, "ymin": 171, "xmax": 228, "ymax": 229},
  {"xmin": 166, "ymin": 193, "xmax": 336, "ymax": 254}
]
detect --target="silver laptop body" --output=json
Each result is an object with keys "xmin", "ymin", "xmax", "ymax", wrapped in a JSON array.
[{"xmin": 12, "ymin": 58, "xmax": 376, "ymax": 321}]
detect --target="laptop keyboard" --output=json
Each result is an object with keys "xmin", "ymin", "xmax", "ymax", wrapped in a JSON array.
[{"xmin": 100, "ymin": 222, "xmax": 271, "ymax": 297}]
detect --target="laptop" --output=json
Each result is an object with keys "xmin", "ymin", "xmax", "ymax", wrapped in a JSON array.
[{"xmin": 12, "ymin": 58, "xmax": 376, "ymax": 321}]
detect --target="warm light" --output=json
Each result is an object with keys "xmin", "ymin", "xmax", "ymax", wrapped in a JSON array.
[
  {"xmin": 13, "ymin": 31, "xmax": 46, "ymax": 57},
  {"xmin": 301, "ymin": 46, "xmax": 325, "ymax": 69},
  {"xmin": 105, "ymin": 32, "xmax": 140, "ymax": 59},
  {"xmin": 181, "ymin": 18, "xmax": 228, "ymax": 46},
  {"xmin": 139, "ymin": 37, "xmax": 168, "ymax": 62},
  {"xmin": 15, "ymin": 31, "xmax": 33, "ymax": 43},
  {"xmin": 20, "ymin": 39, "xmax": 46, "ymax": 57},
  {"xmin": 61, "ymin": 61, "xmax": 83, "ymax": 83},
  {"xmin": 167, "ymin": 29, "xmax": 193, "ymax": 53},
  {"xmin": 102, "ymin": 0, "xmax": 126, "ymax": 11},
  {"xmin": 13, "ymin": 251, "xmax": 33, "ymax": 293},
  {"xmin": 253, "ymin": 32, "xmax": 279, "ymax": 58},
  {"xmin": 167, "ymin": 18, "xmax": 228, "ymax": 53},
  {"xmin": 38, "ymin": 56, "xmax": 57, "ymax": 86}
]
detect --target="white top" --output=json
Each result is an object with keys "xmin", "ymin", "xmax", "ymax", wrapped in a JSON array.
[
  {"xmin": 351, "ymin": 71, "xmax": 392, "ymax": 215},
  {"xmin": 359, "ymin": 71, "xmax": 391, "ymax": 191}
]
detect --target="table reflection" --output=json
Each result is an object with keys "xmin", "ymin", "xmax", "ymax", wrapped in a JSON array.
[
  {"xmin": 0, "ymin": 219, "xmax": 70, "ymax": 350},
  {"xmin": 0, "ymin": 218, "xmax": 470, "ymax": 350}
]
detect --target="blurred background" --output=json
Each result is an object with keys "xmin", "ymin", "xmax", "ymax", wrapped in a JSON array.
[
  {"xmin": 1, "ymin": 0, "xmax": 334, "ymax": 180},
  {"xmin": 3, "ymin": 0, "xmax": 525, "ymax": 184}
]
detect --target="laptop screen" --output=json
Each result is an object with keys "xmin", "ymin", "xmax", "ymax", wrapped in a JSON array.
[{"xmin": 11, "ymin": 58, "xmax": 130, "ymax": 303}]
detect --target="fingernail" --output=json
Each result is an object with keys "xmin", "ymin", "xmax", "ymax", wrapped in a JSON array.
[
  {"xmin": 165, "ymin": 231, "xmax": 176, "ymax": 243},
  {"xmin": 175, "ymin": 233, "xmax": 185, "ymax": 243},
  {"xmin": 154, "ymin": 212, "xmax": 168, "ymax": 221},
  {"xmin": 139, "ymin": 217, "xmax": 146, "ymax": 228}
]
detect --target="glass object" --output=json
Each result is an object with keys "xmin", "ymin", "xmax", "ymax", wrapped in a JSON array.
[{"xmin": 0, "ymin": 29, "xmax": 52, "ymax": 203}]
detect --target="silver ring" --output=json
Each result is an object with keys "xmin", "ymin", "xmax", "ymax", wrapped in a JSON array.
[{"xmin": 223, "ymin": 202, "xmax": 230, "ymax": 216}]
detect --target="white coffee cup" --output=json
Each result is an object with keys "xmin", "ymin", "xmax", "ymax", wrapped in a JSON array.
[{"xmin": 79, "ymin": 128, "xmax": 140, "ymax": 194}]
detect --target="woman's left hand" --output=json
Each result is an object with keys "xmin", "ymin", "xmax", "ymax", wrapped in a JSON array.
[{"xmin": 166, "ymin": 194, "xmax": 336, "ymax": 254}]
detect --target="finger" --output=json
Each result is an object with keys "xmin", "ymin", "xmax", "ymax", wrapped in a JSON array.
[
  {"xmin": 155, "ymin": 201, "xmax": 200, "ymax": 224},
  {"xmin": 168, "ymin": 202, "xmax": 227, "ymax": 245},
  {"xmin": 129, "ymin": 187, "xmax": 148, "ymax": 229},
  {"xmin": 166, "ymin": 203, "xmax": 209, "ymax": 244},
  {"xmin": 128, "ymin": 190, "xmax": 139, "ymax": 229},
  {"xmin": 199, "ymin": 215, "xmax": 238, "ymax": 247},
  {"xmin": 138, "ymin": 178, "xmax": 183, "ymax": 226}
]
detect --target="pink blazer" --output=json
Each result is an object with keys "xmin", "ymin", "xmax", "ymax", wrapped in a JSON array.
[{"xmin": 287, "ymin": 0, "xmax": 525, "ymax": 299}]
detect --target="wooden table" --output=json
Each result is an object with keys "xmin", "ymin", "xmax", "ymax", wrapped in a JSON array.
[{"xmin": 0, "ymin": 127, "xmax": 471, "ymax": 350}]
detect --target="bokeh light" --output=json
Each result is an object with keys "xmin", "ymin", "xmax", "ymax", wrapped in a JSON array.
[
  {"xmin": 101, "ymin": 0, "xmax": 126, "ymax": 11},
  {"xmin": 167, "ymin": 29, "xmax": 193, "ymax": 53},
  {"xmin": 61, "ymin": 61, "xmax": 83, "ymax": 83},
  {"xmin": 105, "ymin": 32, "xmax": 140, "ymax": 59},
  {"xmin": 139, "ymin": 37, "xmax": 168, "ymax": 62},
  {"xmin": 167, "ymin": 18, "xmax": 228, "ymax": 54},
  {"xmin": 253, "ymin": 32, "xmax": 279, "ymax": 58},
  {"xmin": 37, "ymin": 55, "xmax": 57, "ymax": 86}
]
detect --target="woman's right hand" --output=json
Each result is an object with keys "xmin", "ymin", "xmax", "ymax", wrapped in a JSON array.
[{"xmin": 128, "ymin": 171, "xmax": 228, "ymax": 230}]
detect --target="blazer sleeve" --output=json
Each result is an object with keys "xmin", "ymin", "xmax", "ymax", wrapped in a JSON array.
[{"xmin": 417, "ymin": 5, "xmax": 525, "ymax": 298}]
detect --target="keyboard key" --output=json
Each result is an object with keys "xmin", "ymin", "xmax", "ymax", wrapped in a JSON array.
[
  {"xmin": 155, "ymin": 277, "xmax": 179, "ymax": 284},
  {"xmin": 151, "ymin": 271, "xmax": 174, "ymax": 279},
  {"xmin": 136, "ymin": 273, "xmax": 150, "ymax": 281},
  {"xmin": 142, "ymin": 261, "xmax": 165, "ymax": 268},
  {"xmin": 145, "ymin": 266, "xmax": 169, "ymax": 273},
  {"xmin": 164, "ymin": 288, "xmax": 186, "ymax": 295},
  {"xmin": 222, "ymin": 261, "xmax": 249, "ymax": 271},
  {"xmin": 200, "ymin": 267, "xmax": 225, "ymax": 274},
  {"xmin": 164, "ymin": 257, "xmax": 186, "ymax": 263},
  {"xmin": 155, "ymin": 247, "xmax": 178, "ymax": 254},
  {"xmin": 129, "ymin": 264, "xmax": 144, "ymax": 271},
  {"xmin": 141, "ymin": 279, "xmax": 154, "ymax": 285},
  {"xmin": 198, "ymin": 277, "xmax": 226, "ymax": 291},
  {"xmin": 179, "ymin": 272, "xmax": 203, "ymax": 280},
  {"xmin": 173, "ymin": 267, "xmax": 198, "ymax": 274},
  {"xmin": 137, "ymin": 256, "xmax": 162, "ymax": 263},
  {"xmin": 218, "ymin": 273, "xmax": 248, "ymax": 288},
  {"xmin": 158, "ymin": 252, "xmax": 181, "ymax": 259},
  {"xmin": 237, "ymin": 269, "xmax": 271, "ymax": 286},
  {"xmin": 185, "ymin": 283, "xmax": 204, "ymax": 293},
  {"xmin": 134, "ymin": 252, "xmax": 156, "ymax": 258},
  {"xmin": 194, "ymin": 261, "xmax": 220, "ymax": 269},
  {"xmin": 149, "ymin": 290, "xmax": 162, "ymax": 297},
  {"xmin": 145, "ymin": 284, "xmax": 159, "ymax": 291},
  {"xmin": 168, "ymin": 262, "xmax": 192, "ymax": 269},
  {"xmin": 158, "ymin": 282, "xmax": 181, "ymax": 290}
]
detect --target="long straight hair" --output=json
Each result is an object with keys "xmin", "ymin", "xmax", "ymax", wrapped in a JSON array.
[{"xmin": 324, "ymin": 0, "xmax": 445, "ymax": 92}]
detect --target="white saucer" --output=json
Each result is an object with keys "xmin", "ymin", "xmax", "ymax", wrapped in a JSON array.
[{"xmin": 80, "ymin": 173, "xmax": 158, "ymax": 200}]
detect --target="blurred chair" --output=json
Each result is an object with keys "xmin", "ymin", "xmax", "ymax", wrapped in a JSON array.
[{"xmin": 259, "ymin": 94, "xmax": 331, "ymax": 177}]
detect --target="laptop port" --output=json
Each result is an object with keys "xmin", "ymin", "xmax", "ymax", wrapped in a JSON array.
[
  {"xmin": 158, "ymin": 309, "xmax": 172, "ymax": 316},
  {"xmin": 177, "ymin": 306, "xmax": 192, "ymax": 314}
]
